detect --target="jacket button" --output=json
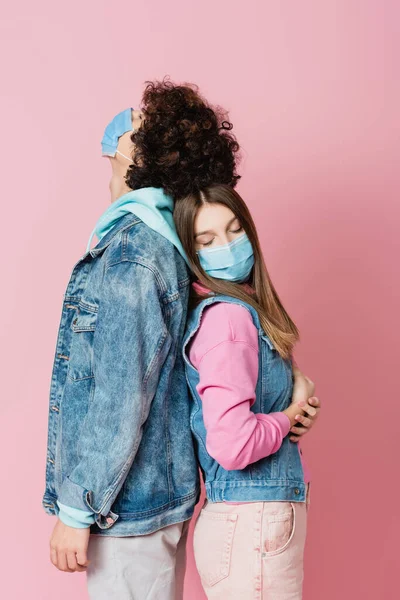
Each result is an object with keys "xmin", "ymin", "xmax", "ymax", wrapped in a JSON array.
[
  {"xmin": 294, "ymin": 488, "xmax": 300, "ymax": 495},
  {"xmin": 73, "ymin": 318, "xmax": 78, "ymax": 325}
]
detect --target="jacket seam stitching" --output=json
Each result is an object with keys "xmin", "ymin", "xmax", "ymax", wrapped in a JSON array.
[
  {"xmin": 90, "ymin": 217, "xmax": 141, "ymax": 255},
  {"xmin": 104, "ymin": 258, "xmax": 168, "ymax": 296}
]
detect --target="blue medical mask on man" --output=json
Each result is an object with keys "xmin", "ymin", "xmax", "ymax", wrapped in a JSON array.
[
  {"xmin": 101, "ymin": 108, "xmax": 134, "ymax": 161},
  {"xmin": 197, "ymin": 233, "xmax": 255, "ymax": 282}
]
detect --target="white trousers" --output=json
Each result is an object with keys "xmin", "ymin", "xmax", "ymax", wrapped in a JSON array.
[{"xmin": 87, "ymin": 520, "xmax": 189, "ymax": 600}]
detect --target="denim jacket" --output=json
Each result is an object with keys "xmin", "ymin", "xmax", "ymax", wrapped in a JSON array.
[
  {"xmin": 183, "ymin": 295, "xmax": 306, "ymax": 503},
  {"xmin": 43, "ymin": 213, "xmax": 199, "ymax": 535}
]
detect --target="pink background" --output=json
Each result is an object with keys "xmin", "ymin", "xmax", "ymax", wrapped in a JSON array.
[{"xmin": 1, "ymin": 1, "xmax": 399, "ymax": 598}]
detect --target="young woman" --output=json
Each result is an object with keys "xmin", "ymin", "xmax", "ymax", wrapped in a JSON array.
[{"xmin": 174, "ymin": 184, "xmax": 316, "ymax": 599}]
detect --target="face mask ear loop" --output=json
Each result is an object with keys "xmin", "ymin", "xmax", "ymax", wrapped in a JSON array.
[{"xmin": 115, "ymin": 150, "xmax": 133, "ymax": 162}]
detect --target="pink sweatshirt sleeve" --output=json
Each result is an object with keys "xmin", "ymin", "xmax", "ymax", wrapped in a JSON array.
[{"xmin": 189, "ymin": 303, "xmax": 291, "ymax": 471}]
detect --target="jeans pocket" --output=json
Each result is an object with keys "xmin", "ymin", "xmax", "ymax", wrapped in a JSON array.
[
  {"xmin": 193, "ymin": 510, "xmax": 237, "ymax": 587},
  {"xmin": 264, "ymin": 503, "xmax": 295, "ymax": 556}
]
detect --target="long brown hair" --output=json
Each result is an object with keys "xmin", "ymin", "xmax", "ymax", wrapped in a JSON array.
[{"xmin": 174, "ymin": 184, "xmax": 299, "ymax": 359}]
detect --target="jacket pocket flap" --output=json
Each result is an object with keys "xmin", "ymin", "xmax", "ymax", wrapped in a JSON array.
[{"xmin": 71, "ymin": 307, "xmax": 97, "ymax": 332}]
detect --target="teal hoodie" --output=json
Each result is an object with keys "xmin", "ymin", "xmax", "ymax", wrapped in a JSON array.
[{"xmin": 87, "ymin": 187, "xmax": 189, "ymax": 265}]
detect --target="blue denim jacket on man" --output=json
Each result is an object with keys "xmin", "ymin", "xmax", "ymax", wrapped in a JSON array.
[
  {"xmin": 43, "ymin": 213, "xmax": 200, "ymax": 535},
  {"xmin": 183, "ymin": 295, "xmax": 306, "ymax": 503}
]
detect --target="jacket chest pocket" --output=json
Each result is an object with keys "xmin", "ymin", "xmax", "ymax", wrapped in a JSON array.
[{"xmin": 68, "ymin": 306, "xmax": 98, "ymax": 381}]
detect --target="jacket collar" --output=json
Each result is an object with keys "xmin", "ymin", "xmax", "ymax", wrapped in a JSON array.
[{"xmin": 89, "ymin": 213, "xmax": 141, "ymax": 257}]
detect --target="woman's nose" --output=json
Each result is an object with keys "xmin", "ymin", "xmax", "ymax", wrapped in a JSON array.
[{"xmin": 219, "ymin": 234, "xmax": 231, "ymax": 246}]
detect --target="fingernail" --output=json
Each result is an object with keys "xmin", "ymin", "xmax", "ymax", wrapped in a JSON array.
[
  {"xmin": 295, "ymin": 415, "xmax": 301, "ymax": 420},
  {"xmin": 299, "ymin": 401, "xmax": 306, "ymax": 407}
]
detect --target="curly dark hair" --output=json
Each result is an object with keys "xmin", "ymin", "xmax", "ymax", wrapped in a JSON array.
[{"xmin": 125, "ymin": 79, "xmax": 241, "ymax": 200}]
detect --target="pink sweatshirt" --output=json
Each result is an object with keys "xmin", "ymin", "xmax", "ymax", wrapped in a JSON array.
[{"xmin": 189, "ymin": 295, "xmax": 310, "ymax": 482}]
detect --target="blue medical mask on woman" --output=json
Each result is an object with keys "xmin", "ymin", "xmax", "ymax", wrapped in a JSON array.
[
  {"xmin": 197, "ymin": 233, "xmax": 255, "ymax": 282},
  {"xmin": 101, "ymin": 108, "xmax": 134, "ymax": 161}
]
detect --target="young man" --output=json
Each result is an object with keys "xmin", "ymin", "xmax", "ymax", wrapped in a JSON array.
[{"xmin": 43, "ymin": 80, "xmax": 319, "ymax": 599}]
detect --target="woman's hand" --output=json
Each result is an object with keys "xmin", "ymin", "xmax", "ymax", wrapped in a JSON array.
[
  {"xmin": 289, "ymin": 397, "xmax": 320, "ymax": 442},
  {"xmin": 289, "ymin": 367, "xmax": 321, "ymax": 442},
  {"xmin": 283, "ymin": 401, "xmax": 307, "ymax": 428}
]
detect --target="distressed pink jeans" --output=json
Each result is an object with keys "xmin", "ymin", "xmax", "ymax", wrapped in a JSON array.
[{"xmin": 193, "ymin": 492, "xmax": 309, "ymax": 600}]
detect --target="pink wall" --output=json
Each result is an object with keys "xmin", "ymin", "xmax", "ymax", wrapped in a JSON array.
[{"xmin": 1, "ymin": 1, "xmax": 399, "ymax": 598}]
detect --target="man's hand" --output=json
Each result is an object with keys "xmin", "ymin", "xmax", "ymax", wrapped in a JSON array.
[
  {"xmin": 50, "ymin": 520, "xmax": 90, "ymax": 573},
  {"xmin": 290, "ymin": 367, "xmax": 321, "ymax": 442}
]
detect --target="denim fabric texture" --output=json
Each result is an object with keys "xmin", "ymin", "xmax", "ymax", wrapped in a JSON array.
[
  {"xmin": 43, "ymin": 212, "xmax": 199, "ymax": 535},
  {"xmin": 183, "ymin": 295, "xmax": 306, "ymax": 503}
]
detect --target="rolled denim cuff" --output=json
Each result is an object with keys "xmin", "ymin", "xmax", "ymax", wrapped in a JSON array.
[
  {"xmin": 57, "ymin": 477, "xmax": 119, "ymax": 530},
  {"xmin": 57, "ymin": 478, "xmax": 93, "ymax": 512}
]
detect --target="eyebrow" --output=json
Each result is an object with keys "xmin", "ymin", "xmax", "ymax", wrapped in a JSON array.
[{"xmin": 195, "ymin": 216, "xmax": 238, "ymax": 238}]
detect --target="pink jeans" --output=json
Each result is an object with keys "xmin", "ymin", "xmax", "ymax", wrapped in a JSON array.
[{"xmin": 193, "ymin": 496, "xmax": 308, "ymax": 600}]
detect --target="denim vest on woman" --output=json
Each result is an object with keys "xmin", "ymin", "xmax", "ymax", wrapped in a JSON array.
[
  {"xmin": 183, "ymin": 294, "xmax": 306, "ymax": 503},
  {"xmin": 43, "ymin": 214, "xmax": 199, "ymax": 536}
]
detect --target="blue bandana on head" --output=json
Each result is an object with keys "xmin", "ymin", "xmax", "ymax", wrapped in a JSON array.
[{"xmin": 101, "ymin": 108, "xmax": 134, "ymax": 160}]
